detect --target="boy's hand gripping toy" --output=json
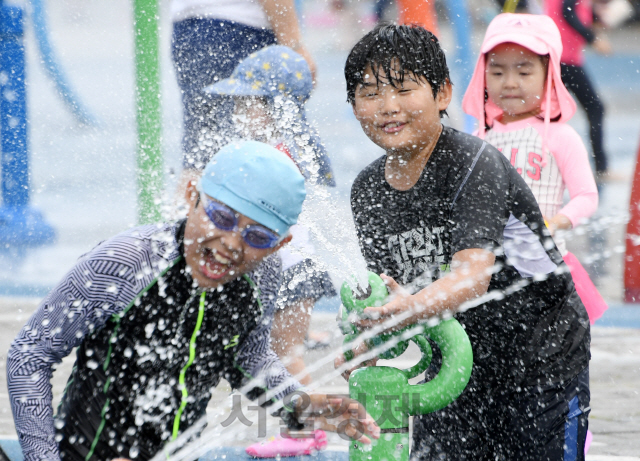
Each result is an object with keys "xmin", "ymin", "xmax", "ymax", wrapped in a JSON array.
[{"xmin": 339, "ymin": 272, "xmax": 473, "ymax": 461}]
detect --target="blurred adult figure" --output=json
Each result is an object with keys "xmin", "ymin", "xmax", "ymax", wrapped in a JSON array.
[
  {"xmin": 546, "ymin": 0, "xmax": 614, "ymax": 179},
  {"xmin": 171, "ymin": 0, "xmax": 316, "ymax": 188},
  {"xmin": 374, "ymin": 0, "xmax": 394, "ymax": 22}
]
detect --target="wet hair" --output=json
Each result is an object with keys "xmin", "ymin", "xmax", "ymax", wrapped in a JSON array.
[{"xmin": 345, "ymin": 24, "xmax": 451, "ymax": 113}]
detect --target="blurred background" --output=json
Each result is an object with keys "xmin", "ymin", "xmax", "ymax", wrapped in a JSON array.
[
  {"xmin": 0, "ymin": 0, "xmax": 637, "ymax": 299},
  {"xmin": 0, "ymin": 0, "xmax": 638, "ymax": 458}
]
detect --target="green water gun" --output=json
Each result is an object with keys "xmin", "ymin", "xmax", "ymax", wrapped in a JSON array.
[{"xmin": 339, "ymin": 271, "xmax": 473, "ymax": 461}]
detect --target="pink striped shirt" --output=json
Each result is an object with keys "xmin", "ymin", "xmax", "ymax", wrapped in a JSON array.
[{"xmin": 485, "ymin": 118, "xmax": 598, "ymax": 253}]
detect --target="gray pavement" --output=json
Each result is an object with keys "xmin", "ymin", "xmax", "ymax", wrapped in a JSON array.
[
  {"xmin": 0, "ymin": 303, "xmax": 639, "ymax": 459},
  {"xmin": 0, "ymin": 0, "xmax": 639, "ymax": 458}
]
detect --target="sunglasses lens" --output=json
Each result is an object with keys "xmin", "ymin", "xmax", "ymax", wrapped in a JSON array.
[
  {"xmin": 212, "ymin": 211, "xmax": 236, "ymax": 230},
  {"xmin": 243, "ymin": 227, "xmax": 279, "ymax": 249},
  {"xmin": 204, "ymin": 199, "xmax": 237, "ymax": 230},
  {"xmin": 202, "ymin": 196, "xmax": 280, "ymax": 249}
]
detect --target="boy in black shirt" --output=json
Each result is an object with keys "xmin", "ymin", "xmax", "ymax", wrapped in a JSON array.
[{"xmin": 338, "ymin": 25, "xmax": 590, "ymax": 460}]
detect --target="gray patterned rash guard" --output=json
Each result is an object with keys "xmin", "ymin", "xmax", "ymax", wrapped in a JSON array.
[{"xmin": 7, "ymin": 221, "xmax": 301, "ymax": 461}]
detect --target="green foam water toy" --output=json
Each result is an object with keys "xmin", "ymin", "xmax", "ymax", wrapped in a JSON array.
[{"xmin": 339, "ymin": 271, "xmax": 474, "ymax": 461}]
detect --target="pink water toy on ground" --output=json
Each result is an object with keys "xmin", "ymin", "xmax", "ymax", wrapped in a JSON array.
[{"xmin": 245, "ymin": 429, "xmax": 328, "ymax": 458}]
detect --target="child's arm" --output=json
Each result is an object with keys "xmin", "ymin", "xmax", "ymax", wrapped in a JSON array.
[
  {"xmin": 260, "ymin": 0, "xmax": 316, "ymax": 80},
  {"xmin": 234, "ymin": 336, "xmax": 381, "ymax": 443},
  {"xmin": 8, "ymin": 238, "xmax": 148, "ymax": 461},
  {"xmin": 287, "ymin": 393, "xmax": 380, "ymax": 444},
  {"xmin": 232, "ymin": 257, "xmax": 380, "ymax": 443},
  {"xmin": 562, "ymin": 0, "xmax": 596, "ymax": 43},
  {"xmin": 355, "ymin": 248, "xmax": 495, "ymax": 333},
  {"xmin": 562, "ymin": 0, "xmax": 612, "ymax": 54},
  {"xmin": 548, "ymin": 126, "xmax": 599, "ymax": 233},
  {"xmin": 546, "ymin": 214, "xmax": 573, "ymax": 236},
  {"xmin": 229, "ymin": 255, "xmax": 303, "ymax": 402}
]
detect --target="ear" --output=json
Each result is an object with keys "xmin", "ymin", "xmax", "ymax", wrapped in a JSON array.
[
  {"xmin": 184, "ymin": 178, "xmax": 199, "ymax": 211},
  {"xmin": 273, "ymin": 234, "xmax": 293, "ymax": 252},
  {"xmin": 258, "ymin": 233, "xmax": 292, "ymax": 259},
  {"xmin": 437, "ymin": 80, "xmax": 453, "ymax": 112}
]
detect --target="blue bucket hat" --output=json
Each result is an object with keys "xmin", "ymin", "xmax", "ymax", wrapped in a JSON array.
[
  {"xmin": 205, "ymin": 46, "xmax": 336, "ymax": 187},
  {"xmin": 206, "ymin": 45, "xmax": 313, "ymax": 102},
  {"xmin": 198, "ymin": 140, "xmax": 306, "ymax": 236}
]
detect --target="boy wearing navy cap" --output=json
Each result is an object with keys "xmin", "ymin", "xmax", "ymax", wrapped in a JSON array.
[{"xmin": 8, "ymin": 141, "xmax": 379, "ymax": 461}]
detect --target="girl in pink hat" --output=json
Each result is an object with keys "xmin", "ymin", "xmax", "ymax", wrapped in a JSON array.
[{"xmin": 462, "ymin": 13, "xmax": 607, "ymax": 327}]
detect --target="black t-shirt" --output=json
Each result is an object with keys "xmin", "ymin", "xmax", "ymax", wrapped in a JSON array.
[{"xmin": 351, "ymin": 126, "xmax": 589, "ymax": 386}]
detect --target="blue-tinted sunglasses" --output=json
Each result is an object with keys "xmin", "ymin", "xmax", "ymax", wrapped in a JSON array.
[{"xmin": 200, "ymin": 195, "xmax": 283, "ymax": 249}]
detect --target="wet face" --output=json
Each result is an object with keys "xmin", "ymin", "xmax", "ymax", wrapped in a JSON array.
[
  {"xmin": 232, "ymin": 96, "xmax": 275, "ymax": 140},
  {"xmin": 352, "ymin": 65, "xmax": 452, "ymax": 154},
  {"xmin": 485, "ymin": 43, "xmax": 547, "ymax": 124},
  {"xmin": 183, "ymin": 182, "xmax": 289, "ymax": 289}
]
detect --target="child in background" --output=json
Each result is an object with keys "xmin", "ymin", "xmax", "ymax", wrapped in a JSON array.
[
  {"xmin": 206, "ymin": 46, "xmax": 337, "ymax": 457},
  {"xmin": 170, "ymin": 0, "xmax": 316, "ymax": 190},
  {"xmin": 462, "ymin": 13, "xmax": 607, "ymax": 324}
]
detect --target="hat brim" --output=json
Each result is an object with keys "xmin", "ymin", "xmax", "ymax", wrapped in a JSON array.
[
  {"xmin": 481, "ymin": 33, "xmax": 550, "ymax": 56},
  {"xmin": 204, "ymin": 79, "xmax": 269, "ymax": 98}
]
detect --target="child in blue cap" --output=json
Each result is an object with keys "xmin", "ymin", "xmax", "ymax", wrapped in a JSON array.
[
  {"xmin": 8, "ymin": 141, "xmax": 379, "ymax": 461},
  {"xmin": 205, "ymin": 45, "xmax": 335, "ymax": 187},
  {"xmin": 205, "ymin": 45, "xmax": 339, "ymax": 458}
]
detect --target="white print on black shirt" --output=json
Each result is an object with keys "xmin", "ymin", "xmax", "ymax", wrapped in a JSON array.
[{"xmin": 387, "ymin": 225, "xmax": 448, "ymax": 285}]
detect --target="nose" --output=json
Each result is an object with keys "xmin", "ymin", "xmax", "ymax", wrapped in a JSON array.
[
  {"xmin": 380, "ymin": 88, "xmax": 400, "ymax": 114},
  {"xmin": 504, "ymin": 70, "xmax": 518, "ymax": 88},
  {"xmin": 220, "ymin": 230, "xmax": 244, "ymax": 260}
]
